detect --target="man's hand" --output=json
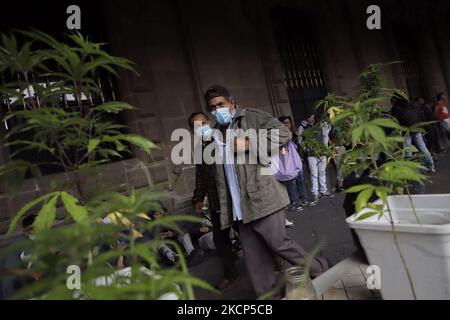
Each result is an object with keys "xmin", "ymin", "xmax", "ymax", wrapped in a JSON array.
[{"xmin": 234, "ymin": 137, "xmax": 249, "ymax": 153}]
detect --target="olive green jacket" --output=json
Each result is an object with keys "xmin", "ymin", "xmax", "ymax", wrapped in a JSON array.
[{"xmin": 214, "ymin": 106, "xmax": 292, "ymax": 230}]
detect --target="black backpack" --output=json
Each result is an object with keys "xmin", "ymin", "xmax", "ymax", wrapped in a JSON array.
[{"xmin": 395, "ymin": 104, "xmax": 422, "ymax": 127}]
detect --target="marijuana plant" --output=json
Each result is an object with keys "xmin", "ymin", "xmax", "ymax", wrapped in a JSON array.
[{"xmin": 0, "ymin": 30, "xmax": 213, "ymax": 300}]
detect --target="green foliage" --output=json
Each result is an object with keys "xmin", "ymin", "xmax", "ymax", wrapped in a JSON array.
[
  {"xmin": 323, "ymin": 63, "xmax": 427, "ymax": 298},
  {"xmin": 0, "ymin": 30, "xmax": 212, "ymax": 300},
  {"xmin": 359, "ymin": 61, "xmax": 402, "ymax": 100},
  {"xmin": 316, "ymin": 62, "xmax": 427, "ymax": 217},
  {"xmin": 359, "ymin": 63, "xmax": 385, "ymax": 100},
  {"xmin": 299, "ymin": 126, "xmax": 333, "ymax": 158}
]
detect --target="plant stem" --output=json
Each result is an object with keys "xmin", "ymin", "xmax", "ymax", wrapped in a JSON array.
[
  {"xmin": 173, "ymin": 243, "xmax": 195, "ymax": 300},
  {"xmin": 386, "ymin": 198, "xmax": 417, "ymax": 299},
  {"xmin": 405, "ymin": 184, "xmax": 421, "ymax": 225}
]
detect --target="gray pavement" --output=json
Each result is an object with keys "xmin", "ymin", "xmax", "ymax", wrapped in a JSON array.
[{"xmin": 190, "ymin": 149, "xmax": 450, "ymax": 300}]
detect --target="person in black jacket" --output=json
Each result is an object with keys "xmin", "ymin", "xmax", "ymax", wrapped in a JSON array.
[
  {"xmin": 189, "ymin": 111, "xmax": 238, "ymax": 290},
  {"xmin": 390, "ymin": 96, "xmax": 435, "ymax": 172}
]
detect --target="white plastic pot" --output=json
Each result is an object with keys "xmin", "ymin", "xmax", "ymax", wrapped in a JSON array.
[{"xmin": 346, "ymin": 194, "xmax": 450, "ymax": 300}]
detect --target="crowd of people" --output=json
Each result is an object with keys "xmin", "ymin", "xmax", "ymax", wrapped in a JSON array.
[
  {"xmin": 188, "ymin": 85, "xmax": 331, "ymax": 297},
  {"xmin": 187, "ymin": 85, "xmax": 450, "ymax": 298},
  {"xmin": 1, "ymin": 85, "xmax": 449, "ymax": 300},
  {"xmin": 390, "ymin": 93, "xmax": 450, "ymax": 171},
  {"xmin": 1, "ymin": 205, "xmax": 227, "ymax": 299}
]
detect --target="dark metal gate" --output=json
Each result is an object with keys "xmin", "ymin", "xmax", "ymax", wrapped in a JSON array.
[
  {"xmin": 392, "ymin": 23, "xmax": 426, "ymax": 101},
  {"xmin": 270, "ymin": 7, "xmax": 327, "ymax": 125}
]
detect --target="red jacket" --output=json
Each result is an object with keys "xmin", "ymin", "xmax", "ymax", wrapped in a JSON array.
[{"xmin": 436, "ymin": 100, "xmax": 449, "ymax": 121}]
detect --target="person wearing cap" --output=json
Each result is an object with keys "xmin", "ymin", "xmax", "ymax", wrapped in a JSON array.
[{"xmin": 203, "ymin": 85, "xmax": 329, "ymax": 298}]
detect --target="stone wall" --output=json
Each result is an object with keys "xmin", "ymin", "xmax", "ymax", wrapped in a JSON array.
[{"xmin": 1, "ymin": 0, "xmax": 450, "ymax": 234}]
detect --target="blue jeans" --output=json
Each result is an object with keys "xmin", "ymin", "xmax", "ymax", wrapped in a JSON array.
[
  {"xmin": 295, "ymin": 170, "xmax": 308, "ymax": 203},
  {"xmin": 308, "ymin": 156, "xmax": 328, "ymax": 197},
  {"xmin": 283, "ymin": 179, "xmax": 298, "ymax": 207},
  {"xmin": 405, "ymin": 133, "xmax": 435, "ymax": 170},
  {"xmin": 441, "ymin": 119, "xmax": 450, "ymax": 132}
]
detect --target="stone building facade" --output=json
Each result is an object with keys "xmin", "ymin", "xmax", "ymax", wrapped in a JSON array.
[{"xmin": 1, "ymin": 0, "xmax": 450, "ymax": 233}]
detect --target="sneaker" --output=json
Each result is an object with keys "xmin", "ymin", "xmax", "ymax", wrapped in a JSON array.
[
  {"xmin": 285, "ymin": 219, "xmax": 294, "ymax": 228},
  {"xmin": 301, "ymin": 201, "xmax": 310, "ymax": 207},
  {"xmin": 311, "ymin": 257, "xmax": 331, "ymax": 279},
  {"xmin": 429, "ymin": 167, "xmax": 436, "ymax": 173},
  {"xmin": 321, "ymin": 191, "xmax": 335, "ymax": 198},
  {"xmin": 288, "ymin": 204, "xmax": 304, "ymax": 212},
  {"xmin": 337, "ymin": 183, "xmax": 345, "ymax": 192},
  {"xmin": 310, "ymin": 195, "xmax": 319, "ymax": 206}
]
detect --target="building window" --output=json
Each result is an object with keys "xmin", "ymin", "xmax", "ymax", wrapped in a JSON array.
[
  {"xmin": 0, "ymin": 1, "xmax": 131, "ymax": 176},
  {"xmin": 1, "ymin": 71, "xmax": 129, "ymax": 176}
]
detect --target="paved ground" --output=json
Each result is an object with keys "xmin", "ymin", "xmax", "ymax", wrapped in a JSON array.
[
  {"xmin": 190, "ymin": 149, "xmax": 450, "ymax": 300},
  {"xmin": 321, "ymin": 262, "xmax": 381, "ymax": 300}
]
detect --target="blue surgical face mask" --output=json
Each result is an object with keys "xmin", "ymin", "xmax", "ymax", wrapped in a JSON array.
[
  {"xmin": 195, "ymin": 125, "xmax": 213, "ymax": 140},
  {"xmin": 212, "ymin": 107, "xmax": 232, "ymax": 126}
]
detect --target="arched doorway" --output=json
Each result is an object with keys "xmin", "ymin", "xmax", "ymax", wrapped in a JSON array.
[
  {"xmin": 392, "ymin": 23, "xmax": 427, "ymax": 101},
  {"xmin": 270, "ymin": 7, "xmax": 327, "ymax": 125}
]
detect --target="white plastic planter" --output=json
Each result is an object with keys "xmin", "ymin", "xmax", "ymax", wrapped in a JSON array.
[{"xmin": 346, "ymin": 194, "xmax": 450, "ymax": 300}]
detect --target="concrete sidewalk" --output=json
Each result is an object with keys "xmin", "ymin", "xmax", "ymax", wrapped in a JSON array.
[{"xmin": 190, "ymin": 149, "xmax": 450, "ymax": 300}]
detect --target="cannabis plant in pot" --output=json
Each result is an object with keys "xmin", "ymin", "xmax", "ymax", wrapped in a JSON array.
[
  {"xmin": 0, "ymin": 30, "xmax": 213, "ymax": 299},
  {"xmin": 315, "ymin": 63, "xmax": 430, "ymax": 299}
]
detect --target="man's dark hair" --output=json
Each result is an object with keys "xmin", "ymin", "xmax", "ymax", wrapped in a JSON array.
[
  {"xmin": 390, "ymin": 95, "xmax": 399, "ymax": 106},
  {"xmin": 188, "ymin": 112, "xmax": 208, "ymax": 130},
  {"xmin": 22, "ymin": 214, "xmax": 37, "ymax": 228},
  {"xmin": 204, "ymin": 85, "xmax": 232, "ymax": 107},
  {"xmin": 147, "ymin": 210, "xmax": 158, "ymax": 219},
  {"xmin": 436, "ymin": 92, "xmax": 445, "ymax": 101}
]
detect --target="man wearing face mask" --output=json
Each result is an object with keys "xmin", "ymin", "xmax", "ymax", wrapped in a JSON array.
[
  {"xmin": 188, "ymin": 111, "xmax": 238, "ymax": 289},
  {"xmin": 204, "ymin": 85, "xmax": 329, "ymax": 298}
]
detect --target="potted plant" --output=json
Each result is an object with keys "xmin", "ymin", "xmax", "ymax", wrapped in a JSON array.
[
  {"xmin": 317, "ymin": 63, "xmax": 450, "ymax": 300},
  {"xmin": 0, "ymin": 30, "xmax": 214, "ymax": 299}
]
